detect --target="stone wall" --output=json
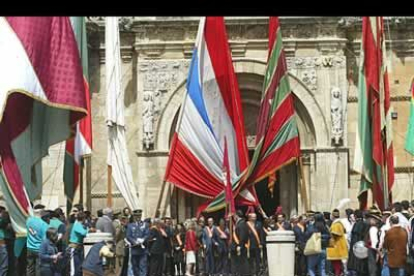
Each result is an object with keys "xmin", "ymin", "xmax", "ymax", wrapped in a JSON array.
[{"xmin": 37, "ymin": 17, "xmax": 414, "ymax": 216}]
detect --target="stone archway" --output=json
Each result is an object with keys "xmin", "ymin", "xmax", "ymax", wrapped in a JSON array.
[{"xmin": 155, "ymin": 59, "xmax": 329, "ymax": 218}]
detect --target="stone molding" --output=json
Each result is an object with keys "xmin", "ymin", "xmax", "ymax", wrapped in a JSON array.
[{"xmin": 348, "ymin": 95, "xmax": 411, "ymax": 103}]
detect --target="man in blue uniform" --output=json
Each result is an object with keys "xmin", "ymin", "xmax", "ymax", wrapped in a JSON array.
[
  {"xmin": 126, "ymin": 209, "xmax": 149, "ymax": 276},
  {"xmin": 26, "ymin": 204, "xmax": 49, "ymax": 276}
]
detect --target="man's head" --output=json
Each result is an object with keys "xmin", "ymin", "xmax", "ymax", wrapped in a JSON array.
[
  {"xmin": 207, "ymin": 217, "xmax": 214, "ymax": 227},
  {"xmin": 234, "ymin": 210, "xmax": 244, "ymax": 220},
  {"xmin": 298, "ymin": 215, "xmax": 306, "ymax": 226},
  {"xmin": 198, "ymin": 216, "xmax": 205, "ymax": 227},
  {"xmin": 248, "ymin": 212, "xmax": 257, "ymax": 223},
  {"xmin": 132, "ymin": 209, "xmax": 143, "ymax": 222},
  {"xmin": 290, "ymin": 215, "xmax": 299, "ymax": 225},
  {"xmin": 103, "ymin": 208, "xmax": 113, "ymax": 219},
  {"xmin": 392, "ymin": 202, "xmax": 402, "ymax": 213},
  {"xmin": 123, "ymin": 207, "xmax": 131, "ymax": 216},
  {"xmin": 77, "ymin": 211, "xmax": 86, "ymax": 223},
  {"xmin": 46, "ymin": 227, "xmax": 59, "ymax": 244},
  {"xmin": 41, "ymin": 210, "xmax": 51, "ymax": 224},
  {"xmin": 73, "ymin": 203, "xmax": 84, "ymax": 212},
  {"xmin": 277, "ymin": 213, "xmax": 286, "ymax": 223},
  {"xmin": 390, "ymin": 214, "xmax": 399, "ymax": 226},
  {"xmin": 331, "ymin": 209, "xmax": 340, "ymax": 220},
  {"xmin": 219, "ymin": 218, "xmax": 226, "ymax": 228},
  {"xmin": 163, "ymin": 217, "xmax": 172, "ymax": 226},
  {"xmin": 401, "ymin": 200, "xmax": 410, "ymax": 211},
  {"xmin": 120, "ymin": 216, "xmax": 129, "ymax": 226}
]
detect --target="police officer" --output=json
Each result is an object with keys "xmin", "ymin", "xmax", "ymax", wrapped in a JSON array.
[{"xmin": 126, "ymin": 209, "xmax": 149, "ymax": 276}]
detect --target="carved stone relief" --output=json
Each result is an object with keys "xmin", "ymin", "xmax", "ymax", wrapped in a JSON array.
[
  {"xmin": 139, "ymin": 60, "xmax": 190, "ymax": 149},
  {"xmin": 330, "ymin": 87, "xmax": 343, "ymax": 146}
]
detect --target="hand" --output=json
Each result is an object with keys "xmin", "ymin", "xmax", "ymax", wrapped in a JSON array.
[
  {"xmin": 214, "ymin": 242, "xmax": 219, "ymax": 246},
  {"xmin": 236, "ymin": 246, "xmax": 241, "ymax": 256}
]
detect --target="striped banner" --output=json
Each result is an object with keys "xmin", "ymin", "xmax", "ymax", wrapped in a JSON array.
[
  {"xmin": 353, "ymin": 17, "xmax": 394, "ymax": 210},
  {"xmin": 205, "ymin": 17, "xmax": 300, "ymax": 212}
]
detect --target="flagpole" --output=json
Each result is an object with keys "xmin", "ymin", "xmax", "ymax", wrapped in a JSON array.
[
  {"xmin": 79, "ymin": 157, "xmax": 84, "ymax": 205},
  {"xmin": 107, "ymin": 165, "xmax": 112, "ymax": 207},
  {"xmin": 298, "ymin": 157, "xmax": 309, "ymax": 212},
  {"xmin": 86, "ymin": 156, "xmax": 92, "ymax": 211}
]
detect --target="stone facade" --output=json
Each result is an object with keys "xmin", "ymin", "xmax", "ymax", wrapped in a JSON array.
[{"xmin": 39, "ymin": 17, "xmax": 414, "ymax": 219}]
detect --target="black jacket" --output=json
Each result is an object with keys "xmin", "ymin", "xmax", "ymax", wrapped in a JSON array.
[
  {"xmin": 231, "ymin": 218, "xmax": 249, "ymax": 251},
  {"xmin": 148, "ymin": 227, "xmax": 166, "ymax": 255}
]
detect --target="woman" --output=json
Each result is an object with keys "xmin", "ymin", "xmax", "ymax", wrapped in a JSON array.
[
  {"xmin": 185, "ymin": 221, "xmax": 198, "ymax": 276},
  {"xmin": 173, "ymin": 223, "xmax": 186, "ymax": 276},
  {"xmin": 327, "ymin": 209, "xmax": 349, "ymax": 276},
  {"xmin": 304, "ymin": 213, "xmax": 331, "ymax": 276},
  {"xmin": 39, "ymin": 227, "xmax": 62, "ymax": 276}
]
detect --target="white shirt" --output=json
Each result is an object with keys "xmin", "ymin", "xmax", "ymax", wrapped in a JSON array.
[
  {"xmin": 369, "ymin": 226, "xmax": 379, "ymax": 249},
  {"xmin": 378, "ymin": 223, "xmax": 390, "ymax": 250}
]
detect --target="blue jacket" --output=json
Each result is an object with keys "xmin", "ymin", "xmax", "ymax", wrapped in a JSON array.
[
  {"xmin": 305, "ymin": 224, "xmax": 331, "ymax": 249},
  {"xmin": 82, "ymin": 242, "xmax": 106, "ymax": 276},
  {"xmin": 27, "ymin": 216, "xmax": 49, "ymax": 252},
  {"xmin": 39, "ymin": 239, "xmax": 58, "ymax": 270},
  {"xmin": 126, "ymin": 221, "xmax": 149, "ymax": 255}
]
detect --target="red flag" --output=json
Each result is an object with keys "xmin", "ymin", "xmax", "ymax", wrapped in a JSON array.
[{"xmin": 223, "ymin": 137, "xmax": 235, "ymax": 217}]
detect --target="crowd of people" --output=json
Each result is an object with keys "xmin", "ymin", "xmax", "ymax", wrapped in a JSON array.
[{"xmin": 0, "ymin": 200, "xmax": 413, "ymax": 276}]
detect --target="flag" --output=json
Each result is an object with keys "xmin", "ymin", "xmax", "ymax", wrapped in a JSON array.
[
  {"xmin": 246, "ymin": 17, "xmax": 301, "ymax": 184},
  {"xmin": 64, "ymin": 17, "xmax": 93, "ymax": 214},
  {"xmin": 0, "ymin": 17, "xmax": 87, "ymax": 236},
  {"xmin": 106, "ymin": 17, "xmax": 140, "ymax": 210},
  {"xmin": 223, "ymin": 137, "xmax": 235, "ymax": 217},
  {"xmin": 164, "ymin": 17, "xmax": 258, "ymax": 208},
  {"xmin": 268, "ymin": 172, "xmax": 277, "ymax": 197},
  {"xmin": 353, "ymin": 17, "xmax": 394, "ymax": 210},
  {"xmin": 405, "ymin": 78, "xmax": 414, "ymax": 155},
  {"xmin": 203, "ymin": 17, "xmax": 300, "ymax": 213}
]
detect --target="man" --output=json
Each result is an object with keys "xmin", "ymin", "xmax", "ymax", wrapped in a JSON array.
[
  {"xmin": 162, "ymin": 217, "xmax": 174, "ymax": 276},
  {"xmin": 365, "ymin": 208, "xmax": 382, "ymax": 276},
  {"xmin": 82, "ymin": 239, "xmax": 115, "ymax": 276},
  {"xmin": 69, "ymin": 211, "xmax": 89, "ymax": 276},
  {"xmin": 0, "ymin": 207, "xmax": 9, "ymax": 276},
  {"xmin": 2, "ymin": 208, "xmax": 14, "ymax": 276},
  {"xmin": 379, "ymin": 210, "xmax": 392, "ymax": 276},
  {"xmin": 126, "ymin": 209, "xmax": 149, "ymax": 276},
  {"xmin": 203, "ymin": 217, "xmax": 216, "ymax": 276},
  {"xmin": 115, "ymin": 214, "xmax": 128, "ymax": 274},
  {"xmin": 274, "ymin": 213, "xmax": 291, "ymax": 231},
  {"xmin": 292, "ymin": 215, "xmax": 307, "ymax": 276},
  {"xmin": 95, "ymin": 208, "xmax": 116, "ymax": 239},
  {"xmin": 389, "ymin": 202, "xmax": 409, "ymax": 231},
  {"xmin": 148, "ymin": 218, "xmax": 166, "ymax": 276},
  {"xmin": 324, "ymin": 212, "xmax": 332, "ymax": 227},
  {"xmin": 26, "ymin": 204, "xmax": 49, "ymax": 276},
  {"xmin": 327, "ymin": 209, "xmax": 348, "ymax": 276},
  {"xmin": 213, "ymin": 218, "xmax": 229, "ymax": 276},
  {"xmin": 384, "ymin": 215, "xmax": 408, "ymax": 276},
  {"xmin": 196, "ymin": 216, "xmax": 206, "ymax": 276},
  {"xmin": 246, "ymin": 212, "xmax": 262, "ymax": 276},
  {"xmin": 348, "ymin": 209, "xmax": 369, "ymax": 276},
  {"xmin": 231, "ymin": 210, "xmax": 249, "ymax": 276},
  {"xmin": 49, "ymin": 210, "xmax": 66, "ymax": 253}
]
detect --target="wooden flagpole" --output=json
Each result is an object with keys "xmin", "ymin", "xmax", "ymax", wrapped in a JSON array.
[
  {"xmin": 79, "ymin": 157, "xmax": 84, "ymax": 205},
  {"xmin": 86, "ymin": 156, "xmax": 92, "ymax": 211},
  {"xmin": 298, "ymin": 157, "xmax": 309, "ymax": 212},
  {"xmin": 107, "ymin": 165, "xmax": 112, "ymax": 207}
]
